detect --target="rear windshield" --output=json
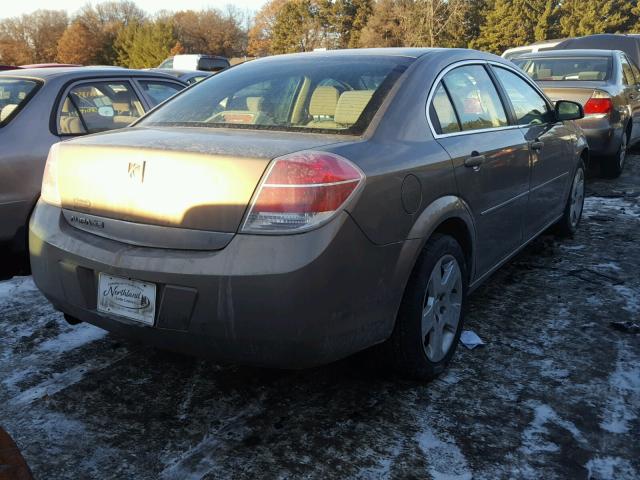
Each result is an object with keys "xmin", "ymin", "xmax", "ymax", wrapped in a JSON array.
[
  {"xmin": 0, "ymin": 78, "xmax": 40, "ymax": 126},
  {"xmin": 513, "ymin": 57, "xmax": 612, "ymax": 81},
  {"xmin": 140, "ymin": 55, "xmax": 413, "ymax": 135}
]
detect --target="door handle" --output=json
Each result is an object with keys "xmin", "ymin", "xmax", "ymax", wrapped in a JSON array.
[
  {"xmin": 464, "ymin": 153, "xmax": 485, "ymax": 168},
  {"xmin": 530, "ymin": 141, "xmax": 544, "ymax": 151}
]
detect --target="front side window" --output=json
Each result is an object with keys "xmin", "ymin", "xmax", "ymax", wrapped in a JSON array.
[
  {"xmin": 59, "ymin": 81, "xmax": 144, "ymax": 135},
  {"xmin": 493, "ymin": 67, "xmax": 553, "ymax": 126},
  {"xmin": 0, "ymin": 78, "xmax": 40, "ymax": 127},
  {"xmin": 140, "ymin": 55, "xmax": 413, "ymax": 135},
  {"xmin": 138, "ymin": 80, "xmax": 184, "ymax": 107},
  {"xmin": 443, "ymin": 65, "xmax": 508, "ymax": 131},
  {"xmin": 430, "ymin": 83, "xmax": 460, "ymax": 134},
  {"xmin": 513, "ymin": 56, "xmax": 612, "ymax": 81}
]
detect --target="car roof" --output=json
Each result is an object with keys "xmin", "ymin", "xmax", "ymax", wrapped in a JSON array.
[
  {"xmin": 516, "ymin": 49, "xmax": 617, "ymax": 59},
  {"xmin": 0, "ymin": 66, "xmax": 186, "ymax": 82},
  {"xmin": 150, "ymin": 68, "xmax": 211, "ymax": 77},
  {"xmin": 257, "ymin": 48, "xmax": 446, "ymax": 61}
]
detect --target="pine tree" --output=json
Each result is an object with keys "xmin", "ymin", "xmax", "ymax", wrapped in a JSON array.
[{"xmin": 560, "ymin": 0, "xmax": 635, "ymax": 37}]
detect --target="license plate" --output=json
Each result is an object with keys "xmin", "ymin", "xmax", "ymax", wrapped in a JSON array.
[{"xmin": 97, "ymin": 273, "xmax": 156, "ymax": 325}]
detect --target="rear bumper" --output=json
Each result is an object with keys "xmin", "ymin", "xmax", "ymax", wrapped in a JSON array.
[
  {"xmin": 29, "ymin": 201, "xmax": 405, "ymax": 368},
  {"xmin": 576, "ymin": 116, "xmax": 623, "ymax": 156}
]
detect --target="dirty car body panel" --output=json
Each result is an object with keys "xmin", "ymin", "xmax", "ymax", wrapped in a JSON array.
[{"xmin": 29, "ymin": 49, "xmax": 588, "ymax": 368}]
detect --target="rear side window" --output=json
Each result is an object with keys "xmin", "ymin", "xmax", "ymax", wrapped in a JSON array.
[
  {"xmin": 430, "ymin": 84, "xmax": 460, "ymax": 134},
  {"xmin": 0, "ymin": 78, "xmax": 40, "ymax": 127},
  {"xmin": 443, "ymin": 65, "xmax": 508, "ymax": 131},
  {"xmin": 158, "ymin": 58, "xmax": 174, "ymax": 69},
  {"xmin": 493, "ymin": 67, "xmax": 553, "ymax": 125},
  {"xmin": 59, "ymin": 81, "xmax": 144, "ymax": 135},
  {"xmin": 138, "ymin": 80, "xmax": 184, "ymax": 107}
]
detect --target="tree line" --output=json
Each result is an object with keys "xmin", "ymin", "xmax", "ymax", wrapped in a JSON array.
[{"xmin": 1, "ymin": 0, "xmax": 639, "ymax": 68}]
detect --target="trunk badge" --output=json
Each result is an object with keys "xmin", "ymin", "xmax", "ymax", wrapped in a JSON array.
[{"xmin": 128, "ymin": 161, "xmax": 146, "ymax": 183}]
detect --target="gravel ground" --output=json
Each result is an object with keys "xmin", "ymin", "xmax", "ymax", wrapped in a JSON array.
[{"xmin": 1, "ymin": 155, "xmax": 639, "ymax": 480}]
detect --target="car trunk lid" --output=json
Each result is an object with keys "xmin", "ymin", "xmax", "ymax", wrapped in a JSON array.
[
  {"xmin": 537, "ymin": 81, "xmax": 609, "ymax": 105},
  {"xmin": 56, "ymin": 127, "xmax": 351, "ymax": 245}
]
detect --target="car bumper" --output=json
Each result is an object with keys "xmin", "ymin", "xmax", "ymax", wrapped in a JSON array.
[
  {"xmin": 576, "ymin": 116, "xmax": 624, "ymax": 157},
  {"xmin": 29, "ymin": 201, "xmax": 406, "ymax": 368}
]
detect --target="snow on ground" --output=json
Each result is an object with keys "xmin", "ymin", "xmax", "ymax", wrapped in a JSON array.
[{"xmin": 1, "ymin": 158, "xmax": 640, "ymax": 479}]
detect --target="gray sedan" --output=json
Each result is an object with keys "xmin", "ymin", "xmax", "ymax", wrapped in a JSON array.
[
  {"xmin": 514, "ymin": 49, "xmax": 640, "ymax": 177},
  {"xmin": 0, "ymin": 67, "xmax": 186, "ymax": 266},
  {"xmin": 30, "ymin": 49, "xmax": 587, "ymax": 379}
]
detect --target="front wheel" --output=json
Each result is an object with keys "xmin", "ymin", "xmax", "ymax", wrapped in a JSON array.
[
  {"xmin": 555, "ymin": 160, "xmax": 585, "ymax": 237},
  {"xmin": 385, "ymin": 234, "xmax": 467, "ymax": 380}
]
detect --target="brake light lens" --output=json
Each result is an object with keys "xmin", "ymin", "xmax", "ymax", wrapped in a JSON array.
[
  {"xmin": 584, "ymin": 90, "xmax": 612, "ymax": 115},
  {"xmin": 241, "ymin": 151, "xmax": 364, "ymax": 233},
  {"xmin": 41, "ymin": 143, "xmax": 61, "ymax": 207}
]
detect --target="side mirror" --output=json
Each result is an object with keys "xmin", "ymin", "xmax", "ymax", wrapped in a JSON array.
[{"xmin": 555, "ymin": 100, "xmax": 584, "ymax": 121}]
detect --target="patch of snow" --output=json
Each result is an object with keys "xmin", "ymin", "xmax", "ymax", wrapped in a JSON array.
[
  {"xmin": 416, "ymin": 429, "xmax": 473, "ymax": 480},
  {"xmin": 36, "ymin": 323, "xmax": 107, "ymax": 355},
  {"xmin": 611, "ymin": 285, "xmax": 640, "ymax": 314},
  {"xmin": 585, "ymin": 456, "xmax": 638, "ymax": 480},
  {"xmin": 584, "ymin": 196, "xmax": 640, "ymax": 221},
  {"xmin": 600, "ymin": 346, "xmax": 640, "ymax": 434},
  {"xmin": 519, "ymin": 402, "xmax": 587, "ymax": 455}
]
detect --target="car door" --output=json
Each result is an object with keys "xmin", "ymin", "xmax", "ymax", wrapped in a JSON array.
[
  {"xmin": 621, "ymin": 54, "xmax": 640, "ymax": 142},
  {"xmin": 429, "ymin": 63, "xmax": 530, "ymax": 276},
  {"xmin": 56, "ymin": 79, "xmax": 145, "ymax": 137},
  {"xmin": 491, "ymin": 65, "xmax": 574, "ymax": 238}
]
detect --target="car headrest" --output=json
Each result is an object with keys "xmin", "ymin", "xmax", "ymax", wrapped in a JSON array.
[
  {"xmin": 0, "ymin": 104, "xmax": 18, "ymax": 122},
  {"xmin": 578, "ymin": 71, "xmax": 603, "ymax": 80},
  {"xmin": 335, "ymin": 90, "xmax": 374, "ymax": 126},
  {"xmin": 534, "ymin": 68, "xmax": 552, "ymax": 79},
  {"xmin": 309, "ymin": 86, "xmax": 340, "ymax": 117},
  {"xmin": 246, "ymin": 96, "xmax": 263, "ymax": 112}
]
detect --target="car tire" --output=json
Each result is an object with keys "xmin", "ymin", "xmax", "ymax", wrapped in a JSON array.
[
  {"xmin": 555, "ymin": 160, "xmax": 585, "ymax": 237},
  {"xmin": 385, "ymin": 234, "xmax": 468, "ymax": 381},
  {"xmin": 602, "ymin": 129, "xmax": 629, "ymax": 178}
]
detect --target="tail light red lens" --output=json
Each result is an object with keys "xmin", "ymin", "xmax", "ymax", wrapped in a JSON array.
[
  {"xmin": 241, "ymin": 151, "xmax": 364, "ymax": 233},
  {"xmin": 584, "ymin": 91, "xmax": 613, "ymax": 115}
]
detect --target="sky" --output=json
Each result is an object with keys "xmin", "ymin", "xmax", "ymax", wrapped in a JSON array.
[{"xmin": 0, "ymin": 0, "xmax": 268, "ymax": 19}]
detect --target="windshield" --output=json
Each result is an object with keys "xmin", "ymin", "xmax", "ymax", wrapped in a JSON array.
[
  {"xmin": 0, "ymin": 78, "xmax": 40, "ymax": 126},
  {"xmin": 513, "ymin": 56, "xmax": 612, "ymax": 81},
  {"xmin": 140, "ymin": 55, "xmax": 413, "ymax": 135}
]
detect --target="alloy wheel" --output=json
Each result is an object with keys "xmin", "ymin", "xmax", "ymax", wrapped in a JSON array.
[
  {"xmin": 421, "ymin": 254, "xmax": 463, "ymax": 362},
  {"xmin": 570, "ymin": 167, "xmax": 585, "ymax": 228}
]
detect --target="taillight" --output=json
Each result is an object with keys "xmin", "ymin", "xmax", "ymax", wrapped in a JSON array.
[
  {"xmin": 584, "ymin": 90, "xmax": 612, "ymax": 115},
  {"xmin": 41, "ymin": 143, "xmax": 61, "ymax": 207},
  {"xmin": 241, "ymin": 151, "xmax": 364, "ymax": 233}
]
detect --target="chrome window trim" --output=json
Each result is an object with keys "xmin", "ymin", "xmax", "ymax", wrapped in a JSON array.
[{"xmin": 425, "ymin": 59, "xmax": 555, "ymax": 139}]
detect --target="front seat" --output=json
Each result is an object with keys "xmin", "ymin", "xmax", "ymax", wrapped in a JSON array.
[{"xmin": 306, "ymin": 86, "xmax": 340, "ymax": 128}]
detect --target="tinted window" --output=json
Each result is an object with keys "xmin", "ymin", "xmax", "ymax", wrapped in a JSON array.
[
  {"xmin": 140, "ymin": 56, "xmax": 413, "ymax": 135},
  {"xmin": 138, "ymin": 80, "xmax": 184, "ymax": 107},
  {"xmin": 620, "ymin": 55, "xmax": 635, "ymax": 85},
  {"xmin": 630, "ymin": 60, "xmax": 640, "ymax": 84},
  {"xmin": 431, "ymin": 83, "xmax": 460, "ymax": 134},
  {"xmin": 494, "ymin": 67, "xmax": 552, "ymax": 125},
  {"xmin": 60, "ymin": 81, "xmax": 144, "ymax": 135},
  {"xmin": 198, "ymin": 57, "xmax": 230, "ymax": 72},
  {"xmin": 443, "ymin": 65, "xmax": 508, "ymax": 131},
  {"xmin": 0, "ymin": 78, "xmax": 39, "ymax": 126},
  {"xmin": 513, "ymin": 57, "xmax": 612, "ymax": 81}
]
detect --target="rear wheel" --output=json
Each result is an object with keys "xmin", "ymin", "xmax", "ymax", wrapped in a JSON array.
[
  {"xmin": 385, "ymin": 234, "xmax": 467, "ymax": 380},
  {"xmin": 602, "ymin": 129, "xmax": 628, "ymax": 178},
  {"xmin": 556, "ymin": 160, "xmax": 585, "ymax": 237}
]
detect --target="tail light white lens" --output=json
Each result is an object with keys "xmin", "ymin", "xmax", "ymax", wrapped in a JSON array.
[
  {"xmin": 584, "ymin": 90, "xmax": 612, "ymax": 115},
  {"xmin": 241, "ymin": 151, "xmax": 364, "ymax": 233},
  {"xmin": 41, "ymin": 143, "xmax": 61, "ymax": 207}
]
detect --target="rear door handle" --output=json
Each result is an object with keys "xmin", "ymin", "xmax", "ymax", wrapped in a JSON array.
[
  {"xmin": 464, "ymin": 153, "xmax": 485, "ymax": 168},
  {"xmin": 530, "ymin": 141, "xmax": 544, "ymax": 151}
]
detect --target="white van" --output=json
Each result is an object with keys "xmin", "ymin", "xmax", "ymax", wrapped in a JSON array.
[
  {"xmin": 502, "ymin": 39, "xmax": 566, "ymax": 60},
  {"xmin": 158, "ymin": 54, "xmax": 230, "ymax": 72}
]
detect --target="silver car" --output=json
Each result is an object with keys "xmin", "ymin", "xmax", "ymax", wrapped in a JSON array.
[
  {"xmin": 514, "ymin": 49, "xmax": 640, "ymax": 177},
  {"xmin": 0, "ymin": 67, "xmax": 186, "ymax": 268}
]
